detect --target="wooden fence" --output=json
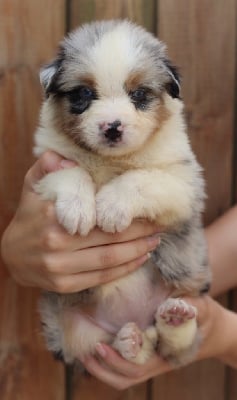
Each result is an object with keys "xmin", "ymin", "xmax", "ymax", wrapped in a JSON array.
[{"xmin": 0, "ymin": 0, "xmax": 236, "ymax": 399}]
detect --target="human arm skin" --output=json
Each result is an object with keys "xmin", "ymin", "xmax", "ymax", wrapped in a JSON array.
[
  {"xmin": 0, "ymin": 151, "xmax": 160, "ymax": 293},
  {"xmin": 82, "ymin": 207, "xmax": 237, "ymax": 389},
  {"xmin": 207, "ymin": 205, "xmax": 237, "ymax": 297}
]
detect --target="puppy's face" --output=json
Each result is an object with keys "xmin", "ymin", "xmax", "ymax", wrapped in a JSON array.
[{"xmin": 41, "ymin": 20, "xmax": 180, "ymax": 157}]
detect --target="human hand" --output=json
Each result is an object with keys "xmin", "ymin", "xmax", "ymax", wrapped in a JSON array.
[
  {"xmin": 83, "ymin": 295, "xmax": 230, "ymax": 390},
  {"xmin": 1, "ymin": 151, "xmax": 160, "ymax": 293}
]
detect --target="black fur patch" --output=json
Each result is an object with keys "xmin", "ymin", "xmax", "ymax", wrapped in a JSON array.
[
  {"xmin": 164, "ymin": 59, "xmax": 181, "ymax": 99},
  {"xmin": 199, "ymin": 282, "xmax": 211, "ymax": 294},
  {"xmin": 52, "ymin": 350, "xmax": 65, "ymax": 363}
]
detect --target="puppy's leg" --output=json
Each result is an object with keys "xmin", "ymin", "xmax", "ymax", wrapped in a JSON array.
[
  {"xmin": 155, "ymin": 298, "xmax": 199, "ymax": 365},
  {"xmin": 39, "ymin": 292, "xmax": 112, "ymax": 363},
  {"xmin": 34, "ymin": 166, "xmax": 96, "ymax": 235},
  {"xmin": 96, "ymin": 168, "xmax": 195, "ymax": 233},
  {"xmin": 96, "ymin": 168, "xmax": 210, "ymax": 293},
  {"xmin": 62, "ymin": 310, "xmax": 112, "ymax": 363},
  {"xmin": 112, "ymin": 322, "xmax": 157, "ymax": 364},
  {"xmin": 152, "ymin": 217, "xmax": 211, "ymax": 293}
]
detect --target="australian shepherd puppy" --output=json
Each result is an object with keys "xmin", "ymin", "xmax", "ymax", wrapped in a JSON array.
[{"xmin": 34, "ymin": 20, "xmax": 210, "ymax": 366}]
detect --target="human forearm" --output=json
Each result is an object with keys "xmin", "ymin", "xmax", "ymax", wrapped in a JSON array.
[
  {"xmin": 206, "ymin": 205, "xmax": 237, "ymax": 297},
  {"xmin": 217, "ymin": 307, "xmax": 237, "ymax": 368},
  {"xmin": 191, "ymin": 296, "xmax": 237, "ymax": 369}
]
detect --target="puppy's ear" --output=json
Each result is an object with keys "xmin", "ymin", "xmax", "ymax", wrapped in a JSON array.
[
  {"xmin": 39, "ymin": 58, "xmax": 62, "ymax": 96},
  {"xmin": 164, "ymin": 59, "xmax": 181, "ymax": 99}
]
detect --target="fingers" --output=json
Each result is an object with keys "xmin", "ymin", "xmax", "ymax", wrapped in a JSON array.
[
  {"xmin": 95, "ymin": 343, "xmax": 171, "ymax": 379},
  {"xmin": 45, "ymin": 234, "xmax": 160, "ymax": 274},
  {"xmin": 23, "ymin": 151, "xmax": 77, "ymax": 191},
  {"xmin": 57, "ymin": 220, "xmax": 160, "ymax": 251},
  {"xmin": 95, "ymin": 344, "xmax": 145, "ymax": 378},
  {"xmin": 45, "ymin": 253, "xmax": 149, "ymax": 293},
  {"xmin": 83, "ymin": 356, "xmax": 136, "ymax": 391},
  {"xmin": 83, "ymin": 351, "xmax": 171, "ymax": 390}
]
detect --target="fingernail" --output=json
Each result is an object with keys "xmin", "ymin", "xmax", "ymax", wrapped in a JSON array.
[
  {"xmin": 95, "ymin": 343, "xmax": 107, "ymax": 358},
  {"xmin": 146, "ymin": 234, "xmax": 160, "ymax": 249},
  {"xmin": 60, "ymin": 159, "xmax": 77, "ymax": 169}
]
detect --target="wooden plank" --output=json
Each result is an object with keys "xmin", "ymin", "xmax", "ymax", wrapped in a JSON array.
[
  {"xmin": 228, "ymin": 25, "xmax": 237, "ymax": 399},
  {"xmin": 0, "ymin": 1, "xmax": 66, "ymax": 399},
  {"xmin": 70, "ymin": 0, "xmax": 156, "ymax": 32},
  {"xmin": 68, "ymin": 1, "xmax": 155, "ymax": 399},
  {"xmin": 71, "ymin": 370, "xmax": 147, "ymax": 400},
  {"xmin": 158, "ymin": 0, "xmax": 235, "ymax": 225},
  {"xmin": 154, "ymin": 1, "xmax": 236, "ymax": 399}
]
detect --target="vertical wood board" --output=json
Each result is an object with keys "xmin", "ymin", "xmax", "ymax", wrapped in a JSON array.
[
  {"xmin": 158, "ymin": 0, "xmax": 235, "ymax": 225},
  {"xmin": 0, "ymin": 1, "xmax": 66, "ymax": 399},
  {"xmin": 155, "ymin": 1, "xmax": 236, "ymax": 399},
  {"xmin": 70, "ymin": 0, "xmax": 156, "ymax": 32}
]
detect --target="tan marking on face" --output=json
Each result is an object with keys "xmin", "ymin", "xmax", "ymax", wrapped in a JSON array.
[
  {"xmin": 78, "ymin": 73, "xmax": 96, "ymax": 89},
  {"xmin": 154, "ymin": 98, "xmax": 171, "ymax": 129},
  {"xmin": 136, "ymin": 97, "xmax": 171, "ymax": 149},
  {"xmin": 125, "ymin": 70, "xmax": 147, "ymax": 92}
]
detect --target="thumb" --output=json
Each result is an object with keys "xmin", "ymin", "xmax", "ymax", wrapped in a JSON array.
[{"xmin": 24, "ymin": 151, "xmax": 77, "ymax": 191}]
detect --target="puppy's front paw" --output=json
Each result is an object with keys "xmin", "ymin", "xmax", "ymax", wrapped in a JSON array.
[
  {"xmin": 96, "ymin": 186, "xmax": 133, "ymax": 233},
  {"xmin": 34, "ymin": 167, "xmax": 96, "ymax": 236},
  {"xmin": 56, "ymin": 193, "xmax": 96, "ymax": 236}
]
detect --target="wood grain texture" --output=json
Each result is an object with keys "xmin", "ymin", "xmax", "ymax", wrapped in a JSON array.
[
  {"xmin": 68, "ymin": 1, "xmax": 155, "ymax": 399},
  {"xmin": 0, "ymin": 1, "xmax": 66, "ymax": 399},
  {"xmin": 158, "ymin": 0, "xmax": 235, "ymax": 225},
  {"xmin": 228, "ymin": 44, "xmax": 237, "ymax": 399},
  {"xmin": 70, "ymin": 0, "xmax": 156, "ymax": 32},
  {"xmin": 155, "ymin": 1, "xmax": 236, "ymax": 399},
  {"xmin": 71, "ymin": 370, "xmax": 147, "ymax": 400}
]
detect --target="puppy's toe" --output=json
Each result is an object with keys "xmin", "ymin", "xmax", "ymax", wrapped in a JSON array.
[
  {"xmin": 113, "ymin": 322, "xmax": 143, "ymax": 360},
  {"xmin": 156, "ymin": 298, "xmax": 197, "ymax": 327},
  {"xmin": 96, "ymin": 192, "xmax": 132, "ymax": 233},
  {"xmin": 56, "ymin": 194, "xmax": 96, "ymax": 235}
]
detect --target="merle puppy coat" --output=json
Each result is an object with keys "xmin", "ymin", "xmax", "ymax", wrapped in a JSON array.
[{"xmin": 34, "ymin": 20, "xmax": 210, "ymax": 365}]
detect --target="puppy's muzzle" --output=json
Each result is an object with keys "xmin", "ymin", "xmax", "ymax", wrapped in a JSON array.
[{"xmin": 100, "ymin": 120, "xmax": 123, "ymax": 143}]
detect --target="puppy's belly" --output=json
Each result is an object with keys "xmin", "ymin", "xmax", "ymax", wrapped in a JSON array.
[
  {"xmin": 94, "ymin": 281, "xmax": 169, "ymax": 333},
  {"xmin": 64, "ymin": 274, "xmax": 170, "ymax": 350},
  {"xmin": 61, "ymin": 268, "xmax": 170, "ymax": 361}
]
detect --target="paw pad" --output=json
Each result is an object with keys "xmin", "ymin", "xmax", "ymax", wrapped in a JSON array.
[{"xmin": 157, "ymin": 299, "xmax": 196, "ymax": 327}]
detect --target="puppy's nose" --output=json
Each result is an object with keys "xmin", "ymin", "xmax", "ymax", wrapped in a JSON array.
[
  {"xmin": 108, "ymin": 120, "xmax": 122, "ymax": 130},
  {"xmin": 102, "ymin": 120, "xmax": 123, "ymax": 142}
]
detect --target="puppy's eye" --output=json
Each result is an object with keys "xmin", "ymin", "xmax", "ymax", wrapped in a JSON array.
[
  {"xmin": 67, "ymin": 86, "xmax": 96, "ymax": 114},
  {"xmin": 130, "ymin": 88, "xmax": 147, "ymax": 102},
  {"xmin": 78, "ymin": 86, "xmax": 94, "ymax": 99},
  {"xmin": 129, "ymin": 87, "xmax": 151, "ymax": 110}
]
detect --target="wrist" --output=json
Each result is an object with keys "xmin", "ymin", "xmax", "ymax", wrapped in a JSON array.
[
  {"xmin": 197, "ymin": 297, "xmax": 237, "ymax": 368},
  {"xmin": 196, "ymin": 297, "xmax": 228, "ymax": 361},
  {"xmin": 216, "ymin": 308, "xmax": 237, "ymax": 368},
  {"xmin": 207, "ymin": 206, "xmax": 237, "ymax": 297}
]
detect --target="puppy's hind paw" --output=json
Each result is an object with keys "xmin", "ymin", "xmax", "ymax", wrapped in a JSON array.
[
  {"xmin": 157, "ymin": 298, "xmax": 196, "ymax": 327},
  {"xmin": 155, "ymin": 298, "xmax": 198, "ymax": 360},
  {"xmin": 113, "ymin": 322, "xmax": 143, "ymax": 361}
]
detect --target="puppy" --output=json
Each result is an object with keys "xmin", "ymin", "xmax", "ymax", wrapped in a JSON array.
[{"xmin": 34, "ymin": 20, "xmax": 210, "ymax": 366}]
